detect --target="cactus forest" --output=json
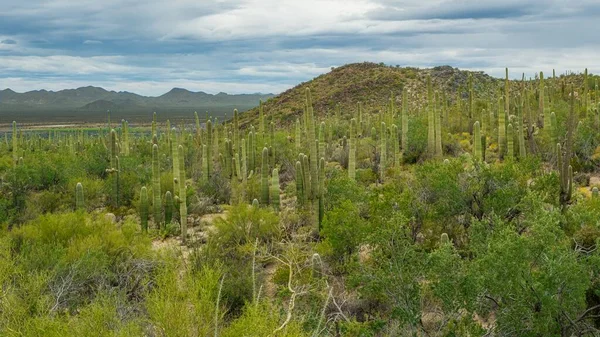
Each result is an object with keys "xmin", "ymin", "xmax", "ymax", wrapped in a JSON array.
[{"xmin": 2, "ymin": 63, "xmax": 600, "ymax": 337}]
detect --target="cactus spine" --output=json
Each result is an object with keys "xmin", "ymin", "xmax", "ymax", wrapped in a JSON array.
[
  {"xmin": 271, "ymin": 168, "xmax": 280, "ymax": 211},
  {"xmin": 140, "ymin": 186, "xmax": 148, "ymax": 232},
  {"xmin": 152, "ymin": 143, "xmax": 162, "ymax": 227},
  {"xmin": 178, "ymin": 145, "xmax": 187, "ymax": 243},
  {"xmin": 76, "ymin": 182, "xmax": 84, "ymax": 210}
]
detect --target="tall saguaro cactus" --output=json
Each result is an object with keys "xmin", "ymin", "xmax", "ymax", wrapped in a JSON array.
[
  {"xmin": 261, "ymin": 147, "xmax": 270, "ymax": 205},
  {"xmin": 206, "ymin": 119, "xmax": 213, "ymax": 178},
  {"xmin": 140, "ymin": 186, "xmax": 149, "ymax": 233},
  {"xmin": 380, "ymin": 122, "xmax": 387, "ymax": 180},
  {"xmin": 178, "ymin": 145, "xmax": 188, "ymax": 243},
  {"xmin": 152, "ymin": 144, "xmax": 162, "ymax": 227},
  {"xmin": 76, "ymin": 182, "xmax": 85, "ymax": 210},
  {"xmin": 271, "ymin": 168, "xmax": 280, "ymax": 211},
  {"xmin": 401, "ymin": 87, "xmax": 408, "ymax": 154},
  {"xmin": 349, "ymin": 118, "xmax": 357, "ymax": 180},
  {"xmin": 498, "ymin": 95, "xmax": 506, "ymax": 157},
  {"xmin": 507, "ymin": 123, "xmax": 514, "ymax": 159},
  {"xmin": 391, "ymin": 124, "xmax": 400, "ymax": 167},
  {"xmin": 164, "ymin": 191, "xmax": 173, "ymax": 225},
  {"xmin": 473, "ymin": 121, "xmax": 482, "ymax": 161},
  {"xmin": 427, "ymin": 76, "xmax": 435, "ymax": 156}
]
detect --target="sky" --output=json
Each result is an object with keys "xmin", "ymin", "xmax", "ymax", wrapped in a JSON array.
[{"xmin": 0, "ymin": 0, "xmax": 599, "ymax": 96}]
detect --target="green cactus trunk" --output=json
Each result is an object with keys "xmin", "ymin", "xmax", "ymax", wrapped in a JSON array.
[
  {"xmin": 473, "ymin": 121, "xmax": 482, "ymax": 161},
  {"xmin": 434, "ymin": 92, "xmax": 442, "ymax": 158},
  {"xmin": 319, "ymin": 122, "xmax": 326, "ymax": 161},
  {"xmin": 507, "ymin": 123, "xmax": 514, "ymax": 159},
  {"xmin": 295, "ymin": 119, "xmax": 302, "ymax": 151},
  {"xmin": 498, "ymin": 95, "xmax": 506, "ymax": 158},
  {"xmin": 392, "ymin": 124, "xmax": 400, "ymax": 167},
  {"xmin": 380, "ymin": 122, "xmax": 387, "ymax": 180},
  {"xmin": 401, "ymin": 87, "xmax": 408, "ymax": 156},
  {"xmin": 206, "ymin": 120, "xmax": 213, "ymax": 178},
  {"xmin": 271, "ymin": 168, "xmax": 280, "ymax": 211},
  {"xmin": 318, "ymin": 157, "xmax": 325, "ymax": 230},
  {"xmin": 76, "ymin": 182, "xmax": 85, "ymax": 211},
  {"xmin": 178, "ymin": 145, "xmax": 187, "ymax": 243},
  {"xmin": 140, "ymin": 186, "xmax": 149, "ymax": 233},
  {"xmin": 241, "ymin": 138, "xmax": 248, "ymax": 182},
  {"xmin": 172, "ymin": 129, "xmax": 180, "ymax": 196},
  {"xmin": 348, "ymin": 119, "xmax": 357, "ymax": 180},
  {"xmin": 261, "ymin": 147, "xmax": 270, "ymax": 205},
  {"xmin": 152, "ymin": 144, "xmax": 162, "ymax": 228},
  {"xmin": 164, "ymin": 191, "xmax": 173, "ymax": 225},
  {"xmin": 296, "ymin": 160, "xmax": 304, "ymax": 207},
  {"xmin": 427, "ymin": 76, "xmax": 435, "ymax": 156}
]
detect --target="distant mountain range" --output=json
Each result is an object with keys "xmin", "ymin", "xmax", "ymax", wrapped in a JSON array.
[{"xmin": 0, "ymin": 86, "xmax": 274, "ymax": 112}]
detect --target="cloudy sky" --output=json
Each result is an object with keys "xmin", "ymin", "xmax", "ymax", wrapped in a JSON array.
[{"xmin": 0, "ymin": 0, "xmax": 598, "ymax": 96}]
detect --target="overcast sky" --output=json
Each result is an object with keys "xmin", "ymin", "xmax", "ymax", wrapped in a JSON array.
[{"xmin": 0, "ymin": 0, "xmax": 598, "ymax": 96}]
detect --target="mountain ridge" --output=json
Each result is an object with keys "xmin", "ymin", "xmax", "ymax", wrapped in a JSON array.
[{"xmin": 0, "ymin": 86, "xmax": 274, "ymax": 111}]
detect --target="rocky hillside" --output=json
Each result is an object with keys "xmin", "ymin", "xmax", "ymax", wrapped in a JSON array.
[{"xmin": 240, "ymin": 62, "xmax": 504, "ymax": 126}]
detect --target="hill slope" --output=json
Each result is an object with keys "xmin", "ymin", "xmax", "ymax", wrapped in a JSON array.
[{"xmin": 241, "ymin": 62, "xmax": 501, "ymax": 126}]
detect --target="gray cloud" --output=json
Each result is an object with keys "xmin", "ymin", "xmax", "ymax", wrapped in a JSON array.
[
  {"xmin": 1, "ymin": 39, "xmax": 17, "ymax": 44},
  {"xmin": 0, "ymin": 0, "xmax": 598, "ymax": 95}
]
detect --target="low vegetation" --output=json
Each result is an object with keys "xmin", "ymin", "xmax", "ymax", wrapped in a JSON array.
[{"xmin": 1, "ymin": 64, "xmax": 600, "ymax": 336}]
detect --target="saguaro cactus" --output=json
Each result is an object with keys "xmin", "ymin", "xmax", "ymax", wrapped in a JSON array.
[
  {"xmin": 271, "ymin": 168, "xmax": 280, "ymax": 211},
  {"xmin": 380, "ymin": 122, "xmax": 387, "ymax": 180},
  {"xmin": 140, "ymin": 186, "xmax": 149, "ymax": 233},
  {"xmin": 434, "ymin": 92, "xmax": 442, "ymax": 157},
  {"xmin": 427, "ymin": 76, "xmax": 435, "ymax": 156},
  {"xmin": 473, "ymin": 121, "xmax": 482, "ymax": 161},
  {"xmin": 76, "ymin": 182, "xmax": 85, "ymax": 210},
  {"xmin": 152, "ymin": 143, "xmax": 162, "ymax": 227},
  {"xmin": 295, "ymin": 119, "xmax": 302, "ymax": 151},
  {"xmin": 391, "ymin": 124, "xmax": 400, "ymax": 167},
  {"xmin": 206, "ymin": 119, "xmax": 213, "ymax": 178},
  {"xmin": 318, "ymin": 157, "xmax": 325, "ymax": 228},
  {"xmin": 261, "ymin": 147, "xmax": 270, "ymax": 205},
  {"xmin": 349, "ymin": 118, "xmax": 357, "ymax": 180},
  {"xmin": 296, "ymin": 160, "xmax": 304, "ymax": 207},
  {"xmin": 498, "ymin": 95, "xmax": 506, "ymax": 157},
  {"xmin": 507, "ymin": 123, "xmax": 514, "ymax": 159},
  {"xmin": 401, "ymin": 87, "xmax": 408, "ymax": 153},
  {"xmin": 164, "ymin": 191, "xmax": 173, "ymax": 225},
  {"xmin": 178, "ymin": 145, "xmax": 188, "ymax": 243}
]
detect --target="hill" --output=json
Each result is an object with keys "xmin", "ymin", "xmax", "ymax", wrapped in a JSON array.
[{"xmin": 241, "ymin": 62, "xmax": 503, "ymax": 126}]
